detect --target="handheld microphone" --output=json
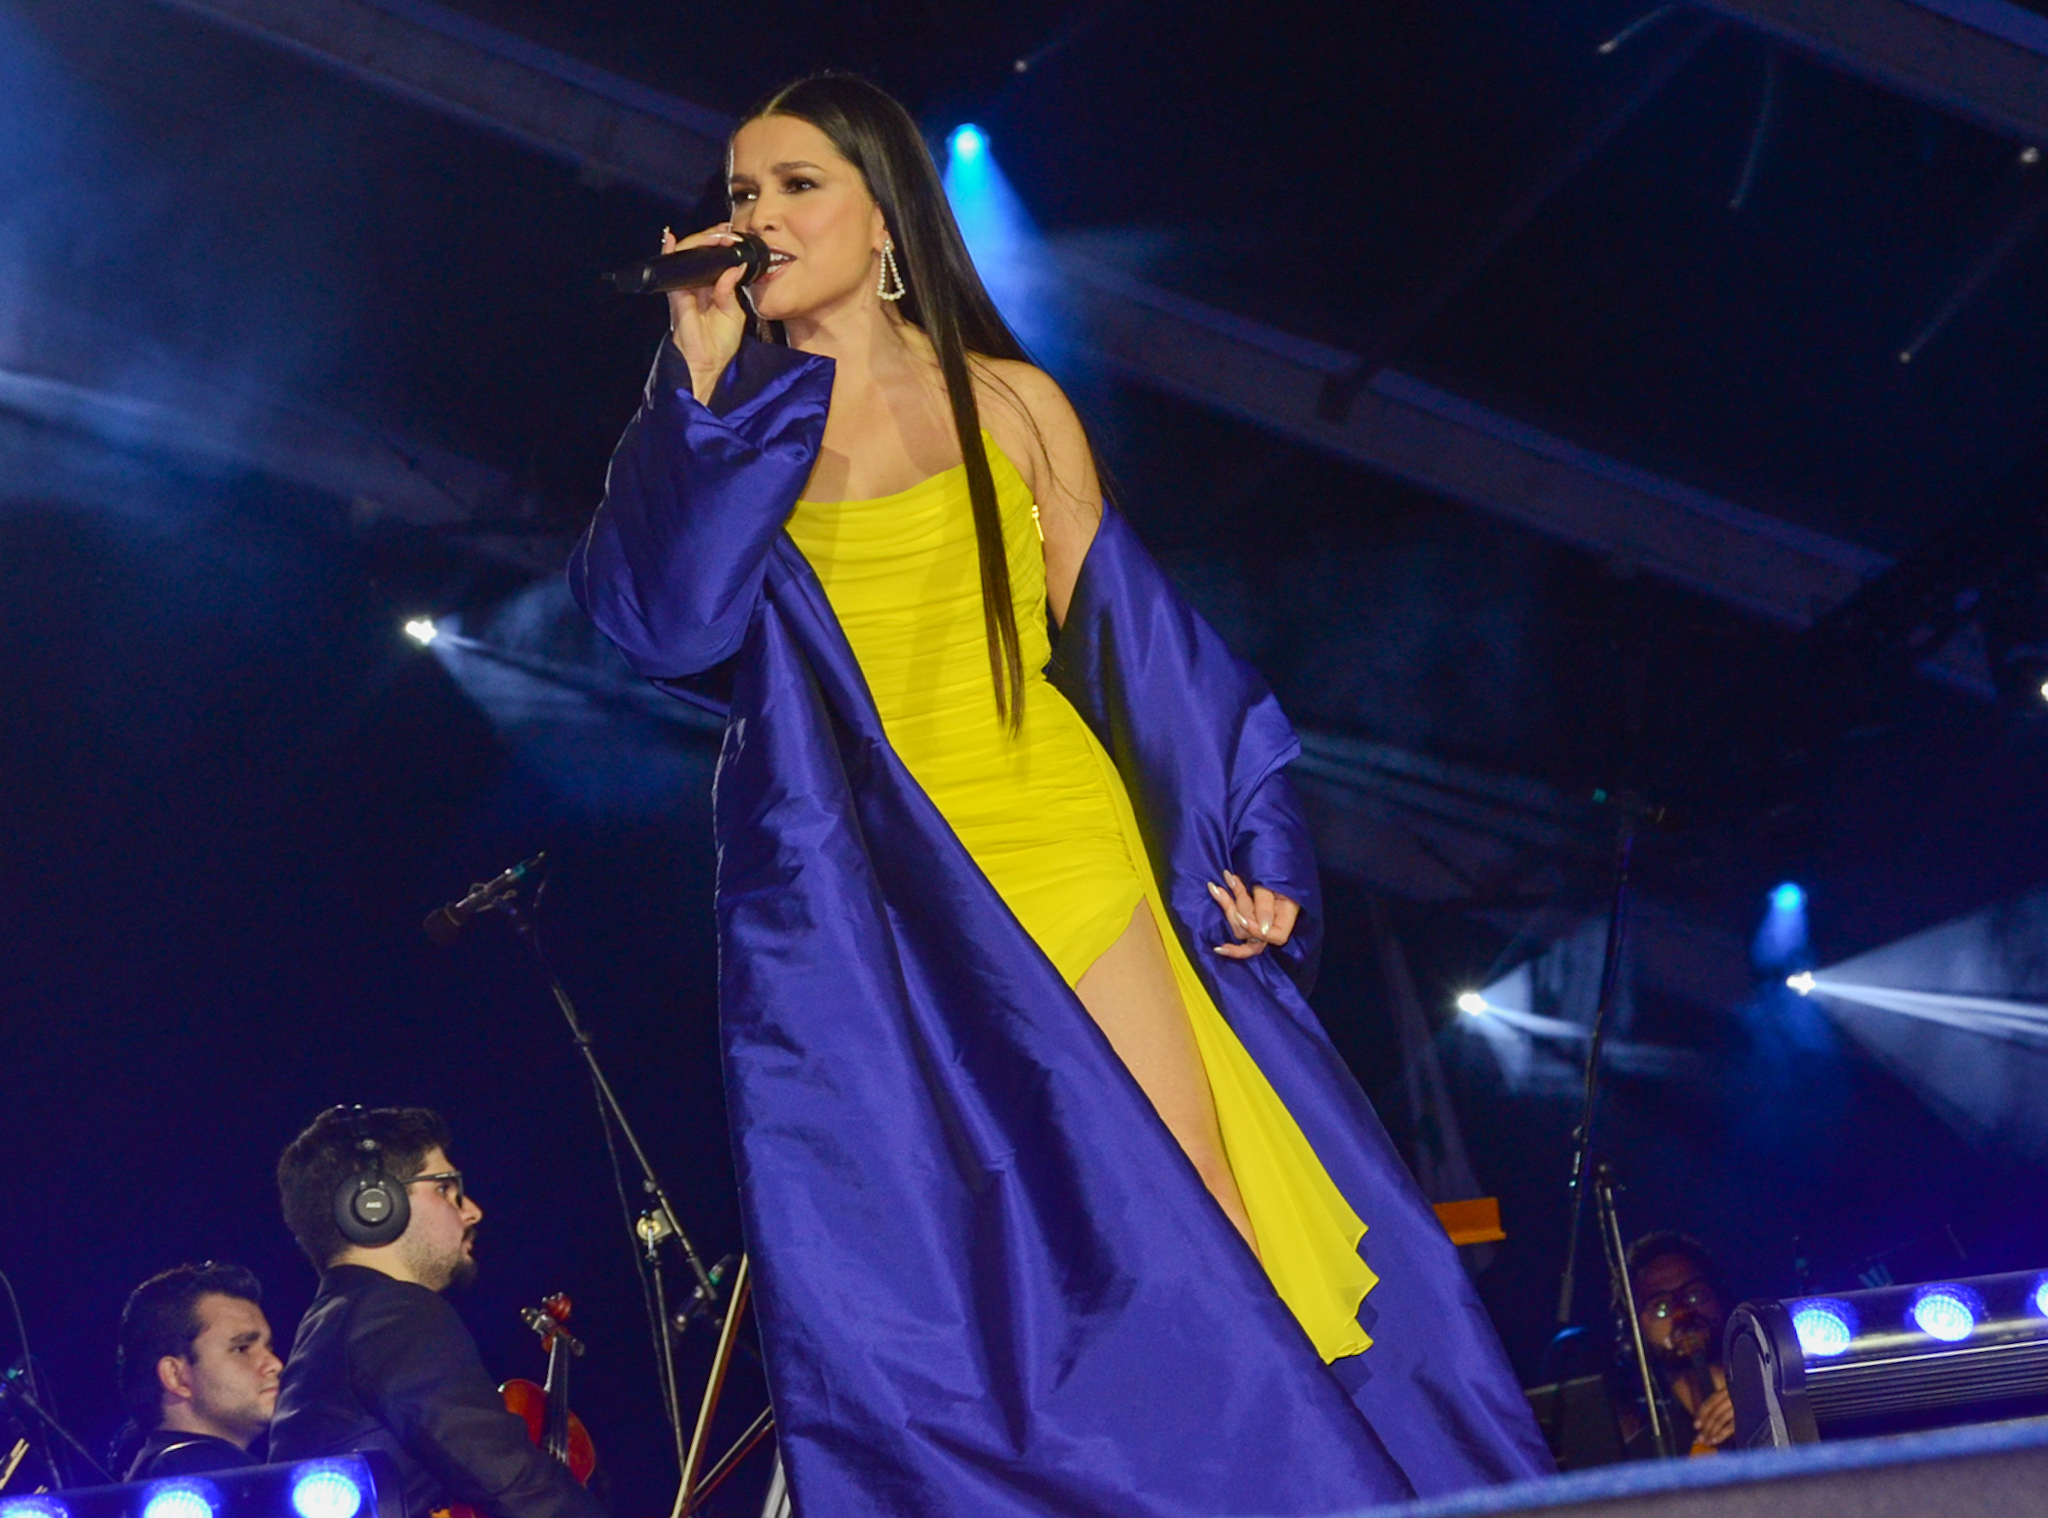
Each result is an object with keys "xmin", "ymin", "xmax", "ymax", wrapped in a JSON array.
[
  {"xmin": 604, "ymin": 233, "xmax": 770, "ymax": 295},
  {"xmin": 422, "ymin": 852, "xmax": 546, "ymax": 945}
]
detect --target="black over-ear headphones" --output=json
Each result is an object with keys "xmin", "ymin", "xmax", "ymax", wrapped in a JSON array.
[{"xmin": 331, "ymin": 1105, "xmax": 410, "ymax": 1248}]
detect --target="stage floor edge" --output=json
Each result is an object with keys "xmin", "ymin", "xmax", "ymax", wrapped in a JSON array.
[{"xmin": 1341, "ymin": 1417, "xmax": 2048, "ymax": 1518}]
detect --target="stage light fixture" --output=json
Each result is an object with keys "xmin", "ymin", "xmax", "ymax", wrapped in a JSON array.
[
  {"xmin": 1910, "ymin": 1284, "xmax": 1982, "ymax": 1342},
  {"xmin": 139, "ymin": 1483, "xmax": 216, "ymax": 1518},
  {"xmin": 1455, "ymin": 991, "xmax": 1488, "ymax": 1015},
  {"xmin": 1789, "ymin": 1298, "xmax": 1856, "ymax": 1358},
  {"xmin": 948, "ymin": 124, "xmax": 985, "ymax": 162},
  {"xmin": 1772, "ymin": 882, "xmax": 1806, "ymax": 913},
  {"xmin": 1787, "ymin": 971, "xmax": 1815, "ymax": 995},
  {"xmin": 0, "ymin": 1499, "xmax": 70, "ymax": 1518},
  {"xmin": 403, "ymin": 617, "xmax": 438, "ymax": 646},
  {"xmin": 288, "ymin": 1464, "xmax": 365, "ymax": 1518},
  {"xmin": 9, "ymin": 1458, "xmax": 393, "ymax": 1518},
  {"xmin": 1728, "ymin": 1268, "xmax": 2048, "ymax": 1447}
]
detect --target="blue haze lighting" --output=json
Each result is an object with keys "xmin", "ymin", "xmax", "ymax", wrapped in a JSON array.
[
  {"xmin": 1908, "ymin": 1284, "xmax": 1981, "ymax": 1342},
  {"xmin": 1754, "ymin": 880, "xmax": 1811, "ymax": 969},
  {"xmin": 290, "ymin": 1463, "xmax": 366, "ymax": 1518},
  {"xmin": 941, "ymin": 121, "xmax": 1067, "ymax": 359},
  {"xmin": 1788, "ymin": 1298, "xmax": 1857, "ymax": 1358},
  {"xmin": 141, "ymin": 1484, "xmax": 217, "ymax": 1518}
]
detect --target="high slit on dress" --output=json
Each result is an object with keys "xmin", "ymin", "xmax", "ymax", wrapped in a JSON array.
[{"xmin": 785, "ymin": 431, "xmax": 1377, "ymax": 1363}]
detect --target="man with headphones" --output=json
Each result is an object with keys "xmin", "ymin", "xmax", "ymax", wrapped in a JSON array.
[{"xmin": 268, "ymin": 1107, "xmax": 605, "ymax": 1518}]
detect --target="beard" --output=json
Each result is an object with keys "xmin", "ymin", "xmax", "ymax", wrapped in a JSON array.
[
  {"xmin": 404, "ymin": 1229, "xmax": 479, "ymax": 1293},
  {"xmin": 1658, "ymin": 1314, "xmax": 1719, "ymax": 1363}
]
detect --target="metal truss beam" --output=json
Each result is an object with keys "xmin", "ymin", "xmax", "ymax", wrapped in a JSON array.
[
  {"xmin": 152, "ymin": 0, "xmax": 731, "ymax": 195},
  {"xmin": 1696, "ymin": 0, "xmax": 2048, "ymax": 142},
  {"xmin": 1055, "ymin": 247, "xmax": 1888, "ymax": 627},
  {"xmin": 0, "ymin": 307, "xmax": 558, "ymax": 573},
  {"xmin": 147, "ymin": 0, "xmax": 1890, "ymax": 626}
]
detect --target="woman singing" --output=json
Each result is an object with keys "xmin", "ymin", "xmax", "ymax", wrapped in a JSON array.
[{"xmin": 573, "ymin": 72, "xmax": 1548, "ymax": 1517}]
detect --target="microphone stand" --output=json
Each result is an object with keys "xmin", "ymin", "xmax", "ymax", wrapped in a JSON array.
[
  {"xmin": 1, "ymin": 1370, "xmax": 112, "ymax": 1487},
  {"xmin": 1549, "ymin": 791, "xmax": 1674, "ymax": 1458},
  {"xmin": 1554, "ymin": 809, "xmax": 1636, "ymax": 1332},
  {"xmin": 497, "ymin": 888, "xmax": 718, "ymax": 1301},
  {"xmin": 440, "ymin": 863, "xmax": 720, "ymax": 1480},
  {"xmin": 437, "ymin": 859, "xmax": 773, "ymax": 1510},
  {"xmin": 1594, "ymin": 1163, "xmax": 1673, "ymax": 1458}
]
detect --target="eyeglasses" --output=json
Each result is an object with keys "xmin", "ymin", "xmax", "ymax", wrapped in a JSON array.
[
  {"xmin": 401, "ymin": 1170, "xmax": 466, "ymax": 1207},
  {"xmin": 1641, "ymin": 1278, "xmax": 1717, "ymax": 1320}
]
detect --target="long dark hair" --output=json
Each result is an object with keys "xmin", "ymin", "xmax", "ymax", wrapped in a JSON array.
[{"xmin": 744, "ymin": 73, "xmax": 1033, "ymax": 728}]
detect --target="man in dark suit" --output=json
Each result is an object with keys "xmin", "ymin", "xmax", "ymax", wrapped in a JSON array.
[
  {"xmin": 268, "ymin": 1106, "xmax": 603, "ymax": 1518},
  {"xmin": 115, "ymin": 1261, "xmax": 282, "ymax": 1479}
]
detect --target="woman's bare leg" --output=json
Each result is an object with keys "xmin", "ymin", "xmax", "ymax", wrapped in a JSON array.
[{"xmin": 1075, "ymin": 899, "xmax": 1258, "ymax": 1254}]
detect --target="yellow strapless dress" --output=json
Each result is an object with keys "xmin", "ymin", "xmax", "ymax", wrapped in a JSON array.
[{"xmin": 786, "ymin": 433, "xmax": 1376, "ymax": 1363}]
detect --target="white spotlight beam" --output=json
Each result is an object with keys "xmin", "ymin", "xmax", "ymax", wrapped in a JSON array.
[{"xmin": 1805, "ymin": 978, "xmax": 2048, "ymax": 1043}]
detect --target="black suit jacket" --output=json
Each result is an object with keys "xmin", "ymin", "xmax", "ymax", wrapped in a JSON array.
[
  {"xmin": 124, "ymin": 1430, "xmax": 258, "ymax": 1481},
  {"xmin": 270, "ymin": 1266, "xmax": 605, "ymax": 1518}
]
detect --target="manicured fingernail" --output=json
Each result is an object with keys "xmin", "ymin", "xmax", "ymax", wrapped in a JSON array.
[{"xmin": 1259, "ymin": 920, "xmax": 1272, "ymax": 935}]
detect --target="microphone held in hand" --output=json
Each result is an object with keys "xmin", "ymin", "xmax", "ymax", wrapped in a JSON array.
[
  {"xmin": 604, "ymin": 233, "xmax": 770, "ymax": 294},
  {"xmin": 423, "ymin": 852, "xmax": 547, "ymax": 945}
]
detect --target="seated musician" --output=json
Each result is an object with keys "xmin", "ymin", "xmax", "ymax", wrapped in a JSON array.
[
  {"xmin": 268, "ymin": 1106, "xmax": 605, "ymax": 1518},
  {"xmin": 114, "ymin": 1262, "xmax": 282, "ymax": 1479},
  {"xmin": 1616, "ymin": 1230, "xmax": 1737, "ymax": 1455}
]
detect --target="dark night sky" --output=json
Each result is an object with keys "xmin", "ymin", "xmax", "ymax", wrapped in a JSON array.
[{"xmin": 5, "ymin": 2, "xmax": 2048, "ymax": 1515}]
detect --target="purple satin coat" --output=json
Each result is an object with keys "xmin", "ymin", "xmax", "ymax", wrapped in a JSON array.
[{"xmin": 571, "ymin": 340, "xmax": 1553, "ymax": 1516}]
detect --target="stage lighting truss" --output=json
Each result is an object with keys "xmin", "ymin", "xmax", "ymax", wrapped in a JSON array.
[
  {"xmin": 0, "ymin": 1457, "xmax": 397, "ymax": 1518},
  {"xmin": 1727, "ymin": 1269, "xmax": 2048, "ymax": 1447}
]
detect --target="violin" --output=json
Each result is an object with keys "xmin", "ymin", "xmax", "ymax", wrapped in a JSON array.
[{"xmin": 441, "ymin": 1293, "xmax": 597, "ymax": 1518}]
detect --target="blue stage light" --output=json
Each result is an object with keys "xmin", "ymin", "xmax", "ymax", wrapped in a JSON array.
[
  {"xmin": 0, "ymin": 1499, "xmax": 69, "ymax": 1518},
  {"xmin": 1754, "ymin": 880, "xmax": 1811, "ymax": 971},
  {"xmin": 2032, "ymin": 1275, "xmax": 2048, "ymax": 1317},
  {"xmin": 1789, "ymin": 1297, "xmax": 1857, "ymax": 1358},
  {"xmin": 948, "ymin": 124, "xmax": 985, "ymax": 163},
  {"xmin": 141, "ymin": 1483, "xmax": 217, "ymax": 1518},
  {"xmin": 290, "ymin": 1463, "xmax": 366, "ymax": 1518},
  {"xmin": 1908, "ymin": 1284, "xmax": 1981, "ymax": 1342}
]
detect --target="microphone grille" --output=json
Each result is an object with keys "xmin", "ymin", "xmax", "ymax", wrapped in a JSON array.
[{"xmin": 422, "ymin": 907, "xmax": 464, "ymax": 946}]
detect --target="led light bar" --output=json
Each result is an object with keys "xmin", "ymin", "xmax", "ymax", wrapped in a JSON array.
[
  {"xmin": 1728, "ymin": 1269, "xmax": 2048, "ymax": 1447},
  {"xmin": 0, "ymin": 1456, "xmax": 398, "ymax": 1518}
]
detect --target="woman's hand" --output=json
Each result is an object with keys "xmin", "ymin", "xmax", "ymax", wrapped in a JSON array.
[
  {"xmin": 1206, "ymin": 871, "xmax": 1298, "ymax": 959},
  {"xmin": 661, "ymin": 223, "xmax": 750, "ymax": 403}
]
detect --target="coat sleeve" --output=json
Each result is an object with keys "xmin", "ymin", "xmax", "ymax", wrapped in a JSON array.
[
  {"xmin": 1048, "ymin": 507, "xmax": 1324, "ymax": 994},
  {"xmin": 345, "ymin": 1283, "xmax": 606, "ymax": 1518},
  {"xmin": 569, "ymin": 339, "xmax": 835, "ymax": 679}
]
